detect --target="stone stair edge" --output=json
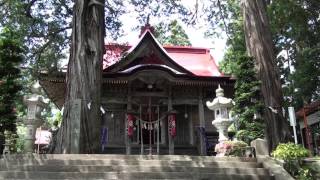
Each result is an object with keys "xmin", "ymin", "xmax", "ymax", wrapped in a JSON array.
[
  {"xmin": 0, "ymin": 165, "xmax": 269, "ymax": 171},
  {"xmin": 2, "ymin": 154, "xmax": 257, "ymax": 160},
  {"xmin": 0, "ymin": 171, "xmax": 274, "ymax": 178},
  {"xmin": 0, "ymin": 169, "xmax": 269, "ymax": 174},
  {"xmin": 0, "ymin": 160, "xmax": 262, "ymax": 168},
  {"xmin": 1, "ymin": 159, "xmax": 258, "ymax": 163}
]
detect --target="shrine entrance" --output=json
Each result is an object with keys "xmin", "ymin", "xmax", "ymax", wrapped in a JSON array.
[
  {"xmin": 140, "ymin": 104, "xmax": 161, "ymax": 145},
  {"xmin": 131, "ymin": 96, "xmax": 168, "ymax": 155}
]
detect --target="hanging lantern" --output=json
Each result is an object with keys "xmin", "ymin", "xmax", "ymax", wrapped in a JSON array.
[
  {"xmin": 168, "ymin": 110, "xmax": 177, "ymax": 137},
  {"xmin": 127, "ymin": 113, "xmax": 135, "ymax": 137}
]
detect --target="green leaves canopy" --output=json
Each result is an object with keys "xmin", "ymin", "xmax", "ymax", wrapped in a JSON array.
[{"xmin": 0, "ymin": 29, "xmax": 23, "ymax": 133}]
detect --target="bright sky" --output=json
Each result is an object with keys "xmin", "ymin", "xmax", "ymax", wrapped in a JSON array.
[
  {"xmin": 109, "ymin": 0, "xmax": 227, "ymax": 64},
  {"xmin": 115, "ymin": 24, "xmax": 227, "ymax": 64},
  {"xmin": 62, "ymin": 1, "xmax": 227, "ymax": 70}
]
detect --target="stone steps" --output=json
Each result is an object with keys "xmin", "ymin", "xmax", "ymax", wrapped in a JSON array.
[
  {"xmin": 1, "ymin": 160, "xmax": 262, "ymax": 168},
  {"xmin": 1, "ymin": 165, "xmax": 269, "ymax": 175},
  {"xmin": 1, "ymin": 154, "xmax": 257, "ymax": 161},
  {"xmin": 0, "ymin": 172, "xmax": 274, "ymax": 180},
  {"xmin": 0, "ymin": 154, "xmax": 274, "ymax": 180}
]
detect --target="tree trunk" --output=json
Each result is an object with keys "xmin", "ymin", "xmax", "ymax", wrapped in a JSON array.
[
  {"xmin": 53, "ymin": 0, "xmax": 105, "ymax": 153},
  {"xmin": 242, "ymin": 0, "xmax": 291, "ymax": 152}
]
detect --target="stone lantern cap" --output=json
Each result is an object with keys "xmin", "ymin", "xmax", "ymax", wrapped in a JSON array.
[
  {"xmin": 206, "ymin": 85, "xmax": 234, "ymax": 110},
  {"xmin": 23, "ymin": 81, "xmax": 48, "ymax": 108}
]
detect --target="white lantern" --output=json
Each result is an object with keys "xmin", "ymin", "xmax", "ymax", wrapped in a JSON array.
[{"xmin": 206, "ymin": 85, "xmax": 234, "ymax": 142}]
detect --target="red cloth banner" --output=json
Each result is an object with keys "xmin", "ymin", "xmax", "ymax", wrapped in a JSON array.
[
  {"xmin": 168, "ymin": 114, "xmax": 176, "ymax": 137},
  {"xmin": 127, "ymin": 113, "xmax": 135, "ymax": 137}
]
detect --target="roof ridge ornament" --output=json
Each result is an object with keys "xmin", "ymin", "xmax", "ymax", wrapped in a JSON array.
[{"xmin": 139, "ymin": 15, "xmax": 155, "ymax": 37}]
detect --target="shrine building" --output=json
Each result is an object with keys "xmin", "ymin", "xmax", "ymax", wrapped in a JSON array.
[{"xmin": 39, "ymin": 26, "xmax": 235, "ymax": 155}]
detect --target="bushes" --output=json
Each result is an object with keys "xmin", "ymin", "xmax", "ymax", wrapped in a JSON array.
[
  {"xmin": 272, "ymin": 143, "xmax": 315, "ymax": 179},
  {"xmin": 215, "ymin": 140, "xmax": 248, "ymax": 156},
  {"xmin": 272, "ymin": 143, "xmax": 309, "ymax": 161}
]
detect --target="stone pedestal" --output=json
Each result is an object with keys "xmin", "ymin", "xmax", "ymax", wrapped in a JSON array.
[
  {"xmin": 213, "ymin": 120, "xmax": 233, "ymax": 142},
  {"xmin": 250, "ymin": 138, "xmax": 269, "ymax": 156},
  {"xmin": 24, "ymin": 122, "xmax": 38, "ymax": 153}
]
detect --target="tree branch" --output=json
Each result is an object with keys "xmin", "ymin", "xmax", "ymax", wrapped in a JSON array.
[
  {"xmin": 24, "ymin": 0, "xmax": 38, "ymax": 18},
  {"xmin": 0, "ymin": 2, "xmax": 5, "ymax": 8},
  {"xmin": 58, "ymin": 0, "xmax": 73, "ymax": 16},
  {"xmin": 31, "ymin": 26, "xmax": 71, "ymax": 69},
  {"xmin": 217, "ymin": 0, "xmax": 231, "ymax": 39},
  {"xmin": 188, "ymin": 0, "xmax": 198, "ymax": 25}
]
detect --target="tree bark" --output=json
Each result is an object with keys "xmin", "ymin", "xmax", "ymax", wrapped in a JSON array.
[
  {"xmin": 242, "ymin": 0, "xmax": 291, "ymax": 151},
  {"xmin": 53, "ymin": 0, "xmax": 105, "ymax": 153}
]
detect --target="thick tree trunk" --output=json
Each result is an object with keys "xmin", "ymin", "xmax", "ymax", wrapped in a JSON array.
[
  {"xmin": 242, "ymin": 0, "xmax": 291, "ymax": 152},
  {"xmin": 53, "ymin": 0, "xmax": 105, "ymax": 153}
]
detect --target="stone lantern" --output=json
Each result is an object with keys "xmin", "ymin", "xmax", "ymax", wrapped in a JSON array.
[
  {"xmin": 23, "ymin": 83, "xmax": 47, "ymax": 153},
  {"xmin": 206, "ymin": 85, "xmax": 234, "ymax": 143},
  {"xmin": 2, "ymin": 130, "xmax": 11, "ymax": 155}
]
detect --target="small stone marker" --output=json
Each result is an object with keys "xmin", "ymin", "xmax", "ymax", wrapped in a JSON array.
[
  {"xmin": 250, "ymin": 138, "xmax": 269, "ymax": 156},
  {"xmin": 70, "ymin": 99, "xmax": 81, "ymax": 153}
]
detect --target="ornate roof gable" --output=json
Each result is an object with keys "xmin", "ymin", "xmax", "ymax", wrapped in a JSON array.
[{"xmin": 104, "ymin": 30, "xmax": 194, "ymax": 75}]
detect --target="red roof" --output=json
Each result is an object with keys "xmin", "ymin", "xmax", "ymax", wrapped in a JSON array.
[
  {"xmin": 103, "ymin": 31, "xmax": 222, "ymax": 77},
  {"xmin": 164, "ymin": 46, "xmax": 221, "ymax": 76}
]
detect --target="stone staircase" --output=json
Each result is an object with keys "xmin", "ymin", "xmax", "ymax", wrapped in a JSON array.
[{"xmin": 0, "ymin": 154, "xmax": 275, "ymax": 180}]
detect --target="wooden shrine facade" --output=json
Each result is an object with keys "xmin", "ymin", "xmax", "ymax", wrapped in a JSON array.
[{"xmin": 39, "ymin": 29, "xmax": 235, "ymax": 155}]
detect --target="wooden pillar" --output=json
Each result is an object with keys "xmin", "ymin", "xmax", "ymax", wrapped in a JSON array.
[
  {"xmin": 189, "ymin": 106, "xmax": 194, "ymax": 145},
  {"xmin": 157, "ymin": 106, "xmax": 160, "ymax": 154},
  {"xmin": 300, "ymin": 127, "xmax": 305, "ymax": 148},
  {"xmin": 168, "ymin": 85, "xmax": 174, "ymax": 155},
  {"xmin": 198, "ymin": 88, "xmax": 206, "ymax": 155},
  {"xmin": 140, "ymin": 105, "xmax": 144, "ymax": 155},
  {"xmin": 126, "ymin": 83, "xmax": 132, "ymax": 155},
  {"xmin": 161, "ymin": 109, "xmax": 166, "ymax": 145}
]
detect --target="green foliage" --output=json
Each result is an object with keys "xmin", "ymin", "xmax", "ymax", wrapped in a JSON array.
[
  {"xmin": 0, "ymin": 29, "xmax": 23, "ymax": 133},
  {"xmin": 291, "ymin": 47, "xmax": 320, "ymax": 106},
  {"xmin": 228, "ymin": 140, "xmax": 248, "ymax": 157},
  {"xmin": 297, "ymin": 167, "xmax": 314, "ymax": 180},
  {"xmin": 218, "ymin": 0, "xmax": 246, "ymax": 75},
  {"xmin": 268, "ymin": 0, "xmax": 320, "ymax": 108},
  {"xmin": 233, "ymin": 56, "xmax": 265, "ymax": 144},
  {"xmin": 48, "ymin": 111, "xmax": 62, "ymax": 127},
  {"xmin": 236, "ymin": 126, "xmax": 264, "ymax": 144},
  {"xmin": 272, "ymin": 143, "xmax": 313, "ymax": 179},
  {"xmin": 15, "ymin": 125, "xmax": 26, "ymax": 153},
  {"xmin": 272, "ymin": 143, "xmax": 310, "ymax": 161},
  {"xmin": 219, "ymin": 0, "xmax": 320, "ymax": 111},
  {"xmin": 154, "ymin": 20, "xmax": 191, "ymax": 46},
  {"xmin": 0, "ymin": 0, "xmax": 72, "ymax": 73}
]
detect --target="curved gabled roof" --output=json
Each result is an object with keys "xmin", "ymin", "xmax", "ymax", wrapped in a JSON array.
[
  {"xmin": 105, "ymin": 30, "xmax": 193, "ymax": 75},
  {"xmin": 103, "ymin": 29, "xmax": 223, "ymax": 77}
]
